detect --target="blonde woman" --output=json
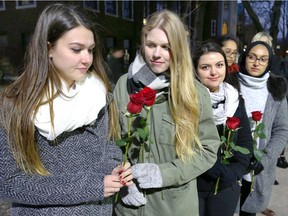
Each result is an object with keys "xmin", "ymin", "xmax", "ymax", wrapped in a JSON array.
[
  {"xmin": 251, "ymin": 31, "xmax": 273, "ymax": 47},
  {"xmin": 113, "ymin": 10, "xmax": 219, "ymax": 216}
]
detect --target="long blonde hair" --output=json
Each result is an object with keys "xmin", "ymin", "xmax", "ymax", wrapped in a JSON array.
[
  {"xmin": 141, "ymin": 10, "xmax": 203, "ymax": 161},
  {"xmin": 0, "ymin": 3, "xmax": 119, "ymax": 175}
]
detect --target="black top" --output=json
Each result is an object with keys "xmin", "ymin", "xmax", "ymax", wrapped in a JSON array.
[{"xmin": 197, "ymin": 98, "xmax": 253, "ymax": 192}]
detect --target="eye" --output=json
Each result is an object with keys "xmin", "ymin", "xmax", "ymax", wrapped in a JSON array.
[
  {"xmin": 216, "ymin": 63, "xmax": 224, "ymax": 68},
  {"xmin": 200, "ymin": 65, "xmax": 210, "ymax": 70},
  {"xmin": 260, "ymin": 58, "xmax": 268, "ymax": 63},
  {"xmin": 146, "ymin": 43, "xmax": 156, "ymax": 48},
  {"xmin": 71, "ymin": 48, "xmax": 82, "ymax": 53},
  {"xmin": 161, "ymin": 44, "xmax": 170, "ymax": 51},
  {"xmin": 247, "ymin": 55, "xmax": 255, "ymax": 60},
  {"xmin": 88, "ymin": 48, "xmax": 95, "ymax": 54}
]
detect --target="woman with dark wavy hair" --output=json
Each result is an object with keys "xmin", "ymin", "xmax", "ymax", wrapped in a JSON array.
[{"xmin": 193, "ymin": 42, "xmax": 253, "ymax": 216}]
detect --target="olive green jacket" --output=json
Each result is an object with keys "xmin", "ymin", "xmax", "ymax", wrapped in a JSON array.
[{"xmin": 113, "ymin": 74, "xmax": 219, "ymax": 216}]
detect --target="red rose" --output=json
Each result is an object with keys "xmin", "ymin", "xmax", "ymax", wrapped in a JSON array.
[
  {"xmin": 127, "ymin": 92, "xmax": 144, "ymax": 114},
  {"xmin": 251, "ymin": 111, "xmax": 263, "ymax": 122},
  {"xmin": 127, "ymin": 101, "xmax": 143, "ymax": 114},
  {"xmin": 226, "ymin": 117, "xmax": 241, "ymax": 130},
  {"xmin": 141, "ymin": 87, "xmax": 157, "ymax": 106}
]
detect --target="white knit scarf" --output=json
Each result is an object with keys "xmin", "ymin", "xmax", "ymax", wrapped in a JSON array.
[
  {"xmin": 210, "ymin": 82, "xmax": 239, "ymax": 125},
  {"xmin": 238, "ymin": 72, "xmax": 269, "ymax": 117},
  {"xmin": 34, "ymin": 74, "xmax": 107, "ymax": 140}
]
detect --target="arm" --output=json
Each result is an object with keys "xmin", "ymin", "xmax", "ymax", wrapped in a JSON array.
[
  {"xmin": 222, "ymin": 100, "xmax": 253, "ymax": 179},
  {"xmin": 262, "ymin": 98, "xmax": 288, "ymax": 167},
  {"xmin": 205, "ymin": 99, "xmax": 253, "ymax": 185},
  {"xmin": 0, "ymin": 127, "xmax": 122, "ymax": 206},
  {"xmin": 159, "ymin": 83, "xmax": 219, "ymax": 187}
]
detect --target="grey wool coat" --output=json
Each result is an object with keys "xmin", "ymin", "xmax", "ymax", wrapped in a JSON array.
[
  {"xmin": 241, "ymin": 74, "xmax": 288, "ymax": 212},
  {"xmin": 0, "ymin": 105, "xmax": 122, "ymax": 215}
]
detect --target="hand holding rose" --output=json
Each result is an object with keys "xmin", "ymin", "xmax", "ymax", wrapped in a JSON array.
[{"xmin": 104, "ymin": 162, "xmax": 133, "ymax": 197}]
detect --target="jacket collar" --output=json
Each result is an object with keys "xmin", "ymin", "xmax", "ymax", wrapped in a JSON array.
[{"xmin": 267, "ymin": 73, "xmax": 288, "ymax": 101}]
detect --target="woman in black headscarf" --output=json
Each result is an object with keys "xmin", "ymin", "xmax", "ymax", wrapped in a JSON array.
[{"xmin": 238, "ymin": 41, "xmax": 288, "ymax": 216}]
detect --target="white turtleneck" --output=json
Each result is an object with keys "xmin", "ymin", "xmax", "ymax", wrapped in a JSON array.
[{"xmin": 238, "ymin": 72, "xmax": 270, "ymax": 182}]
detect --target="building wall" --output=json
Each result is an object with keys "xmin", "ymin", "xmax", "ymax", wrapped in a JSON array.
[
  {"xmin": 0, "ymin": 0, "xmax": 232, "ymax": 75},
  {"xmin": 0, "ymin": 0, "xmax": 143, "ymax": 74}
]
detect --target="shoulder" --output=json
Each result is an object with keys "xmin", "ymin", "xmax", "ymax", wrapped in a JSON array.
[
  {"xmin": 267, "ymin": 73, "xmax": 288, "ymax": 101},
  {"xmin": 195, "ymin": 80, "xmax": 209, "ymax": 97},
  {"xmin": 113, "ymin": 73, "xmax": 129, "ymax": 102}
]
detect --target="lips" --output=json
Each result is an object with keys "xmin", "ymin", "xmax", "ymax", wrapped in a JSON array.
[
  {"xmin": 151, "ymin": 60, "xmax": 163, "ymax": 65},
  {"xmin": 77, "ymin": 68, "xmax": 88, "ymax": 73},
  {"xmin": 208, "ymin": 77, "xmax": 219, "ymax": 82},
  {"xmin": 250, "ymin": 67, "xmax": 259, "ymax": 72}
]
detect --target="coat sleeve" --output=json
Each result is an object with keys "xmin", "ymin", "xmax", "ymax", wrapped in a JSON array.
[
  {"xmin": 159, "ymin": 82, "xmax": 220, "ymax": 187},
  {"xmin": 0, "ymin": 127, "xmax": 107, "ymax": 206},
  {"xmin": 205, "ymin": 99, "xmax": 253, "ymax": 188},
  {"xmin": 261, "ymin": 98, "xmax": 288, "ymax": 168}
]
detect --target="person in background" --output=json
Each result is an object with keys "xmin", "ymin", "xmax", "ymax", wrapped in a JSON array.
[
  {"xmin": 251, "ymin": 31, "xmax": 288, "ymax": 174},
  {"xmin": 113, "ymin": 10, "xmax": 219, "ymax": 216},
  {"xmin": 193, "ymin": 42, "xmax": 253, "ymax": 216},
  {"xmin": 238, "ymin": 41, "xmax": 288, "ymax": 216},
  {"xmin": 251, "ymin": 32, "xmax": 273, "ymax": 47},
  {"xmin": 217, "ymin": 34, "xmax": 240, "ymax": 74},
  {"xmin": 106, "ymin": 47, "xmax": 126, "ymax": 85},
  {"xmin": 0, "ymin": 3, "xmax": 133, "ymax": 215}
]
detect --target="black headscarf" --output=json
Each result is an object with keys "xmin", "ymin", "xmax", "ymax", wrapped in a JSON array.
[{"xmin": 238, "ymin": 41, "xmax": 273, "ymax": 78}]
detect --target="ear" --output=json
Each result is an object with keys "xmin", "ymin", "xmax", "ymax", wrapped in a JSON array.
[{"xmin": 47, "ymin": 42, "xmax": 53, "ymax": 58}]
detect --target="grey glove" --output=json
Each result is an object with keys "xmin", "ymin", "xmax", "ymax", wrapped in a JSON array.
[
  {"xmin": 131, "ymin": 163, "xmax": 163, "ymax": 188},
  {"xmin": 121, "ymin": 184, "xmax": 147, "ymax": 206}
]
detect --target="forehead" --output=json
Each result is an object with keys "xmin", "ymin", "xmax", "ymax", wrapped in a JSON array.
[
  {"xmin": 199, "ymin": 52, "xmax": 225, "ymax": 63},
  {"xmin": 58, "ymin": 26, "xmax": 94, "ymax": 45},
  {"xmin": 222, "ymin": 40, "xmax": 237, "ymax": 49},
  {"xmin": 248, "ymin": 44, "xmax": 269, "ymax": 56},
  {"xmin": 146, "ymin": 28, "xmax": 168, "ymax": 43}
]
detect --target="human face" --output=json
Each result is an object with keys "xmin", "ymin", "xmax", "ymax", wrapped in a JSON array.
[
  {"xmin": 221, "ymin": 40, "xmax": 238, "ymax": 66},
  {"xmin": 245, "ymin": 44, "xmax": 269, "ymax": 77},
  {"xmin": 144, "ymin": 28, "xmax": 171, "ymax": 74},
  {"xmin": 49, "ymin": 26, "xmax": 95, "ymax": 89},
  {"xmin": 197, "ymin": 52, "xmax": 226, "ymax": 92}
]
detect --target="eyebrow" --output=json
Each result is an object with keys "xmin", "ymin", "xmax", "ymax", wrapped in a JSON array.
[
  {"xmin": 200, "ymin": 60, "xmax": 225, "ymax": 66},
  {"xmin": 146, "ymin": 40, "xmax": 169, "ymax": 45},
  {"xmin": 248, "ymin": 53, "xmax": 269, "ymax": 58},
  {"xmin": 68, "ymin": 42, "xmax": 95, "ymax": 47}
]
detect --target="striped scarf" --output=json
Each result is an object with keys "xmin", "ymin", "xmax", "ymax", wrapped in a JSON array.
[{"xmin": 127, "ymin": 54, "xmax": 170, "ymax": 94}]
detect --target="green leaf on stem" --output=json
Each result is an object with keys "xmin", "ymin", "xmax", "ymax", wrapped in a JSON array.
[
  {"xmin": 116, "ymin": 139, "xmax": 127, "ymax": 147},
  {"xmin": 234, "ymin": 146, "xmax": 250, "ymax": 154},
  {"xmin": 137, "ymin": 128, "xmax": 148, "ymax": 140}
]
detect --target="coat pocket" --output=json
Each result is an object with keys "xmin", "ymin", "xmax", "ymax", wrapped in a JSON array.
[{"xmin": 159, "ymin": 113, "xmax": 174, "ymax": 145}]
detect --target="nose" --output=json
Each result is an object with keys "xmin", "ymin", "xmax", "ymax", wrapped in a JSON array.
[
  {"xmin": 153, "ymin": 46, "xmax": 160, "ymax": 57},
  {"xmin": 253, "ymin": 59, "xmax": 260, "ymax": 66},
  {"xmin": 210, "ymin": 67, "xmax": 218, "ymax": 76},
  {"xmin": 82, "ymin": 50, "xmax": 93, "ymax": 64}
]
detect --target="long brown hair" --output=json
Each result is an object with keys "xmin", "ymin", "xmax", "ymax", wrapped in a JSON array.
[{"xmin": 0, "ymin": 3, "xmax": 119, "ymax": 175}]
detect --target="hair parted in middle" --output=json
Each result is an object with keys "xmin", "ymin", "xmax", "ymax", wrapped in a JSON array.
[{"xmin": 140, "ymin": 9, "xmax": 203, "ymax": 161}]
